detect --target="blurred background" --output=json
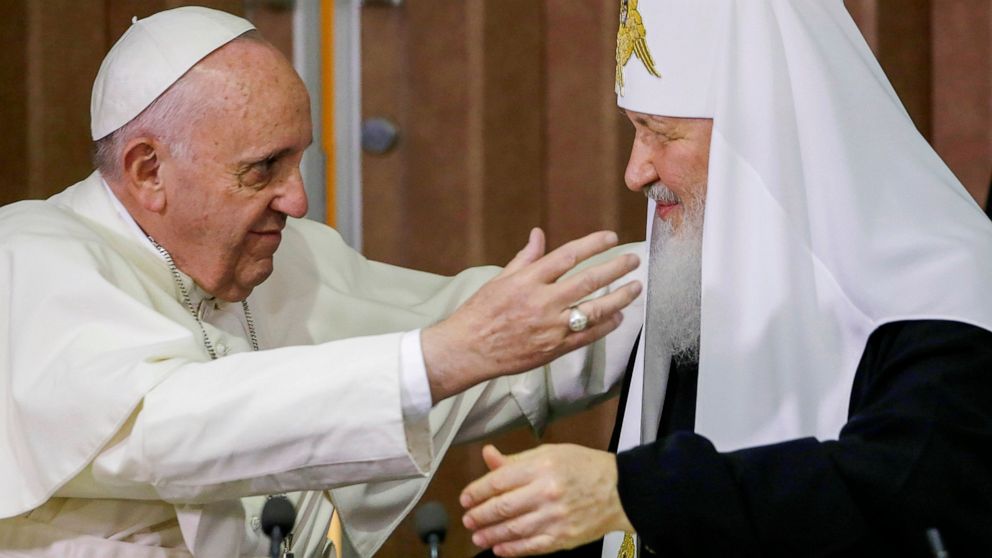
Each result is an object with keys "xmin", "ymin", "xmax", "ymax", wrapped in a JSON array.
[{"xmin": 0, "ymin": 0, "xmax": 989, "ymax": 555}]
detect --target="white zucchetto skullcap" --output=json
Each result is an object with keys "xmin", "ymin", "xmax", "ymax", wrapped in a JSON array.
[{"xmin": 90, "ymin": 6, "xmax": 255, "ymax": 140}]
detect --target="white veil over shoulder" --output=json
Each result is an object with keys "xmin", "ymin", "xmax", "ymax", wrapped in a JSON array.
[{"xmin": 617, "ymin": 0, "xmax": 992, "ymax": 451}]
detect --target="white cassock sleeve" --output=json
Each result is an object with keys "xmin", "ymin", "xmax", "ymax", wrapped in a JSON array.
[
  {"xmin": 83, "ymin": 334, "xmax": 435, "ymax": 503},
  {"xmin": 399, "ymin": 329, "xmax": 434, "ymax": 420}
]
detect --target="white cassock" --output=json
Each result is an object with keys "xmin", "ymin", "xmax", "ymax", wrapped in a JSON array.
[{"xmin": 0, "ymin": 172, "xmax": 645, "ymax": 557}]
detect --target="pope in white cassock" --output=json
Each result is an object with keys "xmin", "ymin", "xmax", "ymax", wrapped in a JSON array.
[
  {"xmin": 461, "ymin": 1, "xmax": 992, "ymax": 557},
  {"xmin": 0, "ymin": 7, "xmax": 646, "ymax": 558}
]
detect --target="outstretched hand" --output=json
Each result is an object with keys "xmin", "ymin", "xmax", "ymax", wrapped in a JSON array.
[
  {"xmin": 421, "ymin": 228, "xmax": 641, "ymax": 402},
  {"xmin": 460, "ymin": 444, "xmax": 634, "ymax": 556}
]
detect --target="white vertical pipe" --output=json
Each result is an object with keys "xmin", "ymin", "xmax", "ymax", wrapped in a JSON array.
[{"xmin": 332, "ymin": 0, "xmax": 363, "ymax": 250}]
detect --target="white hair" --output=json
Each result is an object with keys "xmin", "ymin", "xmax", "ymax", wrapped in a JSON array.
[
  {"xmin": 92, "ymin": 68, "xmax": 204, "ymax": 182},
  {"xmin": 92, "ymin": 32, "xmax": 266, "ymax": 182},
  {"xmin": 647, "ymin": 184, "xmax": 704, "ymax": 362}
]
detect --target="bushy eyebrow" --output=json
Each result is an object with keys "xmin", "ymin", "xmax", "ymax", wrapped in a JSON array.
[
  {"xmin": 620, "ymin": 109, "xmax": 677, "ymax": 133},
  {"xmin": 240, "ymin": 147, "xmax": 292, "ymax": 168},
  {"xmin": 239, "ymin": 137, "xmax": 314, "ymax": 168}
]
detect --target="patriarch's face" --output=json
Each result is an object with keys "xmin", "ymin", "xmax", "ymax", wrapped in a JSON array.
[{"xmin": 623, "ymin": 109, "xmax": 712, "ymax": 230}]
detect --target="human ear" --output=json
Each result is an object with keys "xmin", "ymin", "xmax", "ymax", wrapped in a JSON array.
[{"xmin": 122, "ymin": 138, "xmax": 166, "ymax": 213}]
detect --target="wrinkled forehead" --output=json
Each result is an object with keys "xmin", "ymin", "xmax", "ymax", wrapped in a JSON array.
[
  {"xmin": 624, "ymin": 108, "xmax": 713, "ymax": 130},
  {"xmin": 183, "ymin": 42, "xmax": 312, "ymax": 151},
  {"xmin": 615, "ymin": 0, "xmax": 726, "ymax": 119}
]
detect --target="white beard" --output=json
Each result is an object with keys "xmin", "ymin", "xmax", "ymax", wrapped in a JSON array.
[{"xmin": 648, "ymin": 195, "xmax": 704, "ymax": 362}]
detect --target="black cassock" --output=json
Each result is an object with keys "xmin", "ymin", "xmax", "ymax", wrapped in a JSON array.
[{"xmin": 526, "ymin": 320, "xmax": 992, "ymax": 557}]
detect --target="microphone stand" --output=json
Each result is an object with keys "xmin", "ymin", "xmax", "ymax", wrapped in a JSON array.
[
  {"xmin": 426, "ymin": 532, "xmax": 441, "ymax": 558},
  {"xmin": 269, "ymin": 526, "xmax": 292, "ymax": 558},
  {"xmin": 414, "ymin": 501, "xmax": 449, "ymax": 558},
  {"xmin": 926, "ymin": 528, "xmax": 949, "ymax": 558}
]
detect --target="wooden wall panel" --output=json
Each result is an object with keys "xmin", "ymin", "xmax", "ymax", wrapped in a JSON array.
[
  {"xmin": 361, "ymin": 0, "xmax": 546, "ymax": 275},
  {"xmin": 0, "ymin": 0, "xmax": 29, "ymax": 206},
  {"xmin": 244, "ymin": 0, "xmax": 294, "ymax": 61},
  {"xmin": 401, "ymin": 0, "xmax": 480, "ymax": 272},
  {"xmin": 544, "ymin": 0, "xmax": 640, "ymax": 250},
  {"xmin": 877, "ymin": 0, "xmax": 933, "ymax": 139},
  {"xmin": 25, "ymin": 1, "xmax": 106, "ymax": 201},
  {"xmin": 475, "ymin": 0, "xmax": 546, "ymax": 264},
  {"xmin": 932, "ymin": 0, "xmax": 992, "ymax": 207},
  {"xmin": 360, "ymin": 4, "xmax": 410, "ymax": 268}
]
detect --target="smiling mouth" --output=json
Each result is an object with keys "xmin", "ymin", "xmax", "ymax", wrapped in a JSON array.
[
  {"xmin": 656, "ymin": 202, "xmax": 680, "ymax": 220},
  {"xmin": 645, "ymin": 182, "xmax": 681, "ymax": 219}
]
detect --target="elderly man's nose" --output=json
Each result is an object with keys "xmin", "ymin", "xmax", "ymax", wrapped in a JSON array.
[
  {"xmin": 272, "ymin": 172, "xmax": 309, "ymax": 218},
  {"xmin": 624, "ymin": 143, "xmax": 657, "ymax": 192}
]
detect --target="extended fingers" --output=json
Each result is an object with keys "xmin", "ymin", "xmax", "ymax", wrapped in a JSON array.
[
  {"xmin": 461, "ymin": 461, "xmax": 533, "ymax": 510},
  {"xmin": 472, "ymin": 509, "xmax": 555, "ymax": 551},
  {"xmin": 554, "ymin": 280, "xmax": 640, "ymax": 349},
  {"xmin": 566, "ymin": 280, "xmax": 642, "ymax": 328},
  {"xmin": 463, "ymin": 481, "xmax": 543, "ymax": 531},
  {"xmin": 527, "ymin": 231, "xmax": 619, "ymax": 283},
  {"xmin": 556, "ymin": 252, "xmax": 640, "ymax": 305},
  {"xmin": 492, "ymin": 535, "xmax": 560, "ymax": 557}
]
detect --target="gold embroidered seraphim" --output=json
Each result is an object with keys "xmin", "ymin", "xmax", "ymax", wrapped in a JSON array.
[
  {"xmin": 617, "ymin": 532, "xmax": 636, "ymax": 558},
  {"xmin": 615, "ymin": 0, "xmax": 661, "ymax": 95}
]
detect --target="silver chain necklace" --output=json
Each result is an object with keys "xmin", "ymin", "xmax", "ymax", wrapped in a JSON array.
[{"xmin": 148, "ymin": 237, "xmax": 259, "ymax": 358}]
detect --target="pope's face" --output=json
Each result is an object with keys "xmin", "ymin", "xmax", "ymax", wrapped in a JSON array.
[
  {"xmin": 156, "ymin": 40, "xmax": 312, "ymax": 302},
  {"xmin": 623, "ymin": 110, "xmax": 713, "ymax": 229}
]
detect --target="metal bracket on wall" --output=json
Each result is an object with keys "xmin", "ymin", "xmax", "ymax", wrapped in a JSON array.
[
  {"xmin": 361, "ymin": 118, "xmax": 400, "ymax": 155},
  {"xmin": 361, "ymin": 0, "xmax": 402, "ymax": 6}
]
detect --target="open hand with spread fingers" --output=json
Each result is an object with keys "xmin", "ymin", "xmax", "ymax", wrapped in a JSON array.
[
  {"xmin": 421, "ymin": 228, "xmax": 642, "ymax": 402},
  {"xmin": 460, "ymin": 444, "xmax": 635, "ymax": 556}
]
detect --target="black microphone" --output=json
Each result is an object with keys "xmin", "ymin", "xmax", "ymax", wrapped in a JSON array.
[
  {"xmin": 262, "ymin": 495, "xmax": 297, "ymax": 558},
  {"xmin": 414, "ymin": 500, "xmax": 449, "ymax": 558}
]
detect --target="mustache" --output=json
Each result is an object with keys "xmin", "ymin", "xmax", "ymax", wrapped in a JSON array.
[{"xmin": 644, "ymin": 182, "xmax": 680, "ymax": 205}]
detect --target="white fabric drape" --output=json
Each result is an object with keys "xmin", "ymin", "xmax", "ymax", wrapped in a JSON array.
[{"xmin": 617, "ymin": 0, "xmax": 992, "ymax": 452}]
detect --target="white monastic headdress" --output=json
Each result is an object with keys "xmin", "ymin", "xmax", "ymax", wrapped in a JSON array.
[
  {"xmin": 619, "ymin": 0, "xmax": 992, "ymax": 450},
  {"xmin": 90, "ymin": 6, "xmax": 255, "ymax": 140}
]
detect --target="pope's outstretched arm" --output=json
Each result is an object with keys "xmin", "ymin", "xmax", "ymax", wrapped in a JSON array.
[
  {"xmin": 62, "ymin": 225, "xmax": 639, "ymax": 504},
  {"xmin": 0, "ymin": 183, "xmax": 642, "ymax": 494}
]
